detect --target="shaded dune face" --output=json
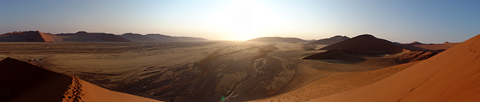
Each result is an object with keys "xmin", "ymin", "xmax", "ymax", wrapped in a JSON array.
[
  {"xmin": 0, "ymin": 57, "xmax": 161, "ymax": 102},
  {"xmin": 320, "ymin": 34, "xmax": 404, "ymax": 55},
  {"xmin": 0, "ymin": 57, "xmax": 72, "ymax": 102},
  {"xmin": 303, "ymin": 49, "xmax": 366, "ymax": 63},
  {"xmin": 314, "ymin": 34, "xmax": 480, "ymax": 102}
]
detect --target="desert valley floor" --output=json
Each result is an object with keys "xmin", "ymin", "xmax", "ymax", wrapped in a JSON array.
[{"xmin": 0, "ymin": 40, "xmax": 436, "ymax": 102}]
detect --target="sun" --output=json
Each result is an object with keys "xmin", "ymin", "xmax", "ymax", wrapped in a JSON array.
[
  {"xmin": 205, "ymin": 0, "xmax": 279, "ymax": 41},
  {"xmin": 225, "ymin": 29, "xmax": 257, "ymax": 41}
]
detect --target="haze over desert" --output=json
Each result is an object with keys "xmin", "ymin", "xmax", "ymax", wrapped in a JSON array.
[{"xmin": 1, "ymin": 0, "xmax": 479, "ymax": 102}]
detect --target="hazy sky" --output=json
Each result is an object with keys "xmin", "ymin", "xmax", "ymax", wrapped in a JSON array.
[{"xmin": 1, "ymin": 0, "xmax": 479, "ymax": 42}]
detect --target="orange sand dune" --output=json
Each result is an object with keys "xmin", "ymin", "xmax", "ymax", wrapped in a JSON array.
[
  {"xmin": 0, "ymin": 31, "xmax": 60, "ymax": 42},
  {"xmin": 312, "ymin": 34, "xmax": 480, "ymax": 102},
  {"xmin": 0, "ymin": 57, "xmax": 71, "ymax": 102},
  {"xmin": 320, "ymin": 34, "xmax": 404, "ymax": 55},
  {"xmin": 0, "ymin": 58, "xmax": 160, "ymax": 102}
]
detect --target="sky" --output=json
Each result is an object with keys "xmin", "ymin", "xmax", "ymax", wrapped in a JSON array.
[{"xmin": 0, "ymin": 0, "xmax": 479, "ymax": 43}]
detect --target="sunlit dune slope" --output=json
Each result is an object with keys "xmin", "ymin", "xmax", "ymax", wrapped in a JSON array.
[{"xmin": 312, "ymin": 34, "xmax": 480, "ymax": 102}]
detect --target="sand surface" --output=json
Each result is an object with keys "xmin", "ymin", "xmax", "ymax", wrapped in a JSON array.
[
  {"xmin": 0, "ymin": 57, "xmax": 72, "ymax": 102},
  {"xmin": 0, "ymin": 40, "xmax": 434, "ymax": 102},
  {"xmin": 1, "ymin": 32, "xmax": 466, "ymax": 102}
]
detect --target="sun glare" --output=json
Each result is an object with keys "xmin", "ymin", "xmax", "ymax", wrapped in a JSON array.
[{"xmin": 205, "ymin": 0, "xmax": 282, "ymax": 41}]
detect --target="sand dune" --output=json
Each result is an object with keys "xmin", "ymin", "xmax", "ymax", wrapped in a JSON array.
[
  {"xmin": 0, "ymin": 57, "xmax": 71, "ymax": 102},
  {"xmin": 320, "ymin": 34, "xmax": 404, "ymax": 55},
  {"xmin": 309, "ymin": 35, "xmax": 349, "ymax": 45},
  {"xmin": 395, "ymin": 51, "xmax": 437, "ymax": 63},
  {"xmin": 311, "ymin": 34, "xmax": 480, "ymax": 102},
  {"xmin": 0, "ymin": 57, "xmax": 160, "ymax": 102},
  {"xmin": 0, "ymin": 31, "xmax": 60, "ymax": 42},
  {"xmin": 144, "ymin": 34, "xmax": 207, "ymax": 42}
]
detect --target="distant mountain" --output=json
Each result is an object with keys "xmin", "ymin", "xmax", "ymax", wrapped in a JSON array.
[
  {"xmin": 396, "ymin": 41, "xmax": 460, "ymax": 52},
  {"xmin": 56, "ymin": 31, "xmax": 131, "ymax": 42},
  {"xmin": 0, "ymin": 31, "xmax": 61, "ymax": 42},
  {"xmin": 0, "ymin": 31, "xmax": 208, "ymax": 42},
  {"xmin": 247, "ymin": 37, "xmax": 306, "ymax": 43},
  {"xmin": 120, "ymin": 33, "xmax": 156, "ymax": 42},
  {"xmin": 144, "ymin": 34, "xmax": 177, "ymax": 42},
  {"xmin": 320, "ymin": 34, "xmax": 404, "ymax": 55},
  {"xmin": 174, "ymin": 36, "xmax": 208, "ymax": 41},
  {"xmin": 145, "ymin": 34, "xmax": 207, "ymax": 42},
  {"xmin": 310, "ymin": 35, "xmax": 349, "ymax": 45}
]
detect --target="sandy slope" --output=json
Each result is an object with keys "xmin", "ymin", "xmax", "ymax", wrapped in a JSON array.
[
  {"xmin": 311, "ymin": 34, "xmax": 480, "ymax": 102},
  {"xmin": 251, "ymin": 61, "xmax": 419, "ymax": 102},
  {"xmin": 0, "ymin": 57, "xmax": 71, "ymax": 102},
  {"xmin": 0, "ymin": 57, "xmax": 160, "ymax": 102},
  {"xmin": 63, "ymin": 77, "xmax": 160, "ymax": 102}
]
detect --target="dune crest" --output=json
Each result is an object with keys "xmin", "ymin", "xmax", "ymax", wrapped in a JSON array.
[{"xmin": 312, "ymin": 34, "xmax": 480, "ymax": 102}]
